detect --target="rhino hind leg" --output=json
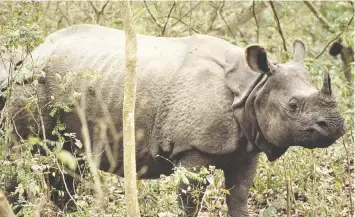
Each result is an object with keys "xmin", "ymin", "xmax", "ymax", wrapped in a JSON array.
[
  {"xmin": 50, "ymin": 171, "xmax": 78, "ymax": 211},
  {"xmin": 7, "ymin": 139, "xmax": 86, "ymax": 213},
  {"xmin": 178, "ymin": 178, "xmax": 206, "ymax": 217},
  {"xmin": 4, "ymin": 164, "xmax": 80, "ymax": 214},
  {"xmin": 176, "ymin": 150, "xmax": 218, "ymax": 217},
  {"xmin": 50, "ymin": 141, "xmax": 88, "ymax": 212}
]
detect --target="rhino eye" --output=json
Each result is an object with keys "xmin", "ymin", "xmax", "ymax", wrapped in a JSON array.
[
  {"xmin": 289, "ymin": 103, "xmax": 298, "ymax": 110},
  {"xmin": 288, "ymin": 98, "xmax": 299, "ymax": 112}
]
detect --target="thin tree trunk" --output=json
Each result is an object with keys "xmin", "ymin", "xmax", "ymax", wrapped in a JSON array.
[
  {"xmin": 0, "ymin": 192, "xmax": 16, "ymax": 217},
  {"xmin": 120, "ymin": 1, "xmax": 141, "ymax": 216}
]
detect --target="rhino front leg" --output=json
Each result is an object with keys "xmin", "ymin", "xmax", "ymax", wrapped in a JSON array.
[{"xmin": 223, "ymin": 154, "xmax": 259, "ymax": 217}]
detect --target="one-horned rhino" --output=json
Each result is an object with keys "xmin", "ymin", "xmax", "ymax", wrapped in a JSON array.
[{"xmin": 5, "ymin": 24, "xmax": 344, "ymax": 216}]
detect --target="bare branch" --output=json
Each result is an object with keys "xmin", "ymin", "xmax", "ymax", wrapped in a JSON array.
[
  {"xmin": 161, "ymin": 2, "xmax": 176, "ymax": 36},
  {"xmin": 269, "ymin": 1, "xmax": 287, "ymax": 52},
  {"xmin": 57, "ymin": 4, "xmax": 72, "ymax": 26},
  {"xmin": 232, "ymin": 1, "xmax": 267, "ymax": 27},
  {"xmin": 212, "ymin": 1, "xmax": 235, "ymax": 39},
  {"xmin": 207, "ymin": 4, "xmax": 218, "ymax": 31},
  {"xmin": 98, "ymin": 1, "xmax": 109, "ymax": 19},
  {"xmin": 304, "ymin": 1, "xmax": 334, "ymax": 33},
  {"xmin": 100, "ymin": 1, "xmax": 109, "ymax": 12},
  {"xmin": 252, "ymin": 0, "xmax": 260, "ymax": 43},
  {"xmin": 89, "ymin": 1, "xmax": 109, "ymax": 24},
  {"xmin": 143, "ymin": 1, "xmax": 163, "ymax": 29},
  {"xmin": 88, "ymin": 1, "xmax": 99, "ymax": 14},
  {"xmin": 171, "ymin": 1, "xmax": 201, "ymax": 28},
  {"xmin": 170, "ymin": 17, "xmax": 201, "ymax": 34},
  {"xmin": 55, "ymin": 158, "xmax": 79, "ymax": 210},
  {"xmin": 217, "ymin": 10, "xmax": 235, "ymax": 38},
  {"xmin": 189, "ymin": 1, "xmax": 192, "ymax": 35}
]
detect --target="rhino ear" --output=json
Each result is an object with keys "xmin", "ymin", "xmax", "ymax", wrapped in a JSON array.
[
  {"xmin": 245, "ymin": 45, "xmax": 271, "ymax": 75},
  {"xmin": 293, "ymin": 39, "xmax": 306, "ymax": 63}
]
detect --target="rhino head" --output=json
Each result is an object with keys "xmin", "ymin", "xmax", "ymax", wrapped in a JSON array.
[{"xmin": 234, "ymin": 39, "xmax": 344, "ymax": 161}]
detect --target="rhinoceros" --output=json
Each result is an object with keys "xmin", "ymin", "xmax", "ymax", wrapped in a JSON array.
[{"xmin": 4, "ymin": 24, "xmax": 344, "ymax": 216}]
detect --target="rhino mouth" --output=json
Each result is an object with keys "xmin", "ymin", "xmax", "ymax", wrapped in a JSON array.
[
  {"xmin": 301, "ymin": 141, "xmax": 334, "ymax": 149},
  {"xmin": 299, "ymin": 130, "xmax": 340, "ymax": 149}
]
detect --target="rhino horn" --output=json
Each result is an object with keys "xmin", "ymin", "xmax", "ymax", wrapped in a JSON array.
[{"xmin": 321, "ymin": 66, "xmax": 332, "ymax": 96}]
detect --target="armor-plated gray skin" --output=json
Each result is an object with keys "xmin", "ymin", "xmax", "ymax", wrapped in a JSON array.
[{"xmin": 6, "ymin": 25, "xmax": 344, "ymax": 217}]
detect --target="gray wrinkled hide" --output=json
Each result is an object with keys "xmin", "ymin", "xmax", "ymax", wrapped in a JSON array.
[{"xmin": 14, "ymin": 25, "xmax": 259, "ymax": 174}]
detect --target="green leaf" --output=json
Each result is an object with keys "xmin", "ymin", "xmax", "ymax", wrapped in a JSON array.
[
  {"xmin": 181, "ymin": 174, "xmax": 189, "ymax": 185},
  {"xmin": 75, "ymin": 139, "xmax": 83, "ymax": 149},
  {"xmin": 259, "ymin": 206, "xmax": 278, "ymax": 217},
  {"xmin": 71, "ymin": 90, "xmax": 82, "ymax": 100},
  {"xmin": 206, "ymin": 174, "xmax": 214, "ymax": 185},
  {"xmin": 27, "ymin": 136, "xmax": 41, "ymax": 145},
  {"xmin": 56, "ymin": 150, "xmax": 77, "ymax": 170}
]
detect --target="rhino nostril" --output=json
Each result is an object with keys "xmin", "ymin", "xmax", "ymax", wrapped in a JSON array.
[
  {"xmin": 306, "ymin": 127, "xmax": 314, "ymax": 133},
  {"xmin": 316, "ymin": 120, "xmax": 327, "ymax": 128}
]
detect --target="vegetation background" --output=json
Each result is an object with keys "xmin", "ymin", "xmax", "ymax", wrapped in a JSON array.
[{"xmin": 0, "ymin": 1, "xmax": 353, "ymax": 217}]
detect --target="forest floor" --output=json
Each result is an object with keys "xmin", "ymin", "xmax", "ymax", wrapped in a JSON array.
[{"xmin": 34, "ymin": 141, "xmax": 353, "ymax": 217}]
